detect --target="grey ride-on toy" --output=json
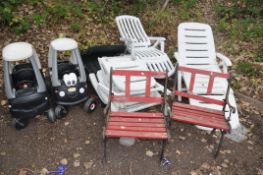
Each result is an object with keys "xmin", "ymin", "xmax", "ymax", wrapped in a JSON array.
[
  {"xmin": 2, "ymin": 42, "xmax": 55, "ymax": 129},
  {"xmin": 48, "ymin": 38, "xmax": 97, "ymax": 118}
]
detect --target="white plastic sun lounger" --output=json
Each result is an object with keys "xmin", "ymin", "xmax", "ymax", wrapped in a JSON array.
[
  {"xmin": 174, "ymin": 22, "xmax": 240, "ymax": 130},
  {"xmin": 89, "ymin": 55, "xmax": 166, "ymax": 112},
  {"xmin": 115, "ymin": 15, "xmax": 175, "ymax": 77}
]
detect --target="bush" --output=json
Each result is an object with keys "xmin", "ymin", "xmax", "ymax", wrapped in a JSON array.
[
  {"xmin": 214, "ymin": 0, "xmax": 263, "ymax": 42},
  {"xmin": 0, "ymin": 0, "xmax": 23, "ymax": 25},
  {"xmin": 236, "ymin": 62, "xmax": 263, "ymax": 77},
  {"xmin": 0, "ymin": 0, "xmax": 33, "ymax": 34}
]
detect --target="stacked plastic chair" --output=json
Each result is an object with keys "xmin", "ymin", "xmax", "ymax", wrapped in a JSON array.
[
  {"xmin": 89, "ymin": 55, "xmax": 166, "ymax": 112},
  {"xmin": 115, "ymin": 15, "xmax": 175, "ymax": 77}
]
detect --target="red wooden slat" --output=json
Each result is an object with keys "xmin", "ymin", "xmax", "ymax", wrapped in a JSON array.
[
  {"xmin": 178, "ymin": 66, "xmax": 230, "ymax": 79},
  {"xmin": 107, "ymin": 69, "xmax": 169, "ymax": 141},
  {"xmin": 112, "ymin": 69, "xmax": 166, "ymax": 78},
  {"xmin": 173, "ymin": 105, "xmax": 224, "ymax": 119},
  {"xmin": 125, "ymin": 75, "xmax": 131, "ymax": 97},
  {"xmin": 110, "ymin": 112, "xmax": 163, "ymax": 118},
  {"xmin": 145, "ymin": 76, "xmax": 151, "ymax": 97},
  {"xmin": 172, "ymin": 111, "xmax": 227, "ymax": 125},
  {"xmin": 172, "ymin": 112, "xmax": 225, "ymax": 124},
  {"xmin": 172, "ymin": 116, "xmax": 229, "ymax": 131},
  {"xmin": 105, "ymin": 130, "xmax": 168, "ymax": 139},
  {"xmin": 173, "ymin": 108, "xmax": 224, "ymax": 121},
  {"xmin": 173, "ymin": 102, "xmax": 223, "ymax": 115},
  {"xmin": 175, "ymin": 91, "xmax": 225, "ymax": 106},
  {"xmin": 207, "ymin": 74, "xmax": 215, "ymax": 95},
  {"xmin": 172, "ymin": 114, "xmax": 229, "ymax": 131},
  {"xmin": 112, "ymin": 96, "xmax": 163, "ymax": 103},
  {"xmin": 189, "ymin": 73, "xmax": 196, "ymax": 93},
  {"xmin": 107, "ymin": 125, "xmax": 166, "ymax": 132},
  {"xmin": 109, "ymin": 117, "xmax": 164, "ymax": 123},
  {"xmin": 108, "ymin": 121, "xmax": 165, "ymax": 128}
]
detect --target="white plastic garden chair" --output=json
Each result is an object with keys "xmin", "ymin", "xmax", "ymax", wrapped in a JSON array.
[
  {"xmin": 174, "ymin": 22, "xmax": 240, "ymax": 130},
  {"xmin": 115, "ymin": 15, "xmax": 175, "ymax": 77},
  {"xmin": 89, "ymin": 55, "xmax": 166, "ymax": 112}
]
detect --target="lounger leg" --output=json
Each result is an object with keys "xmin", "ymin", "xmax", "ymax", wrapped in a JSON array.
[
  {"xmin": 160, "ymin": 140, "xmax": 167, "ymax": 161},
  {"xmin": 214, "ymin": 130, "xmax": 225, "ymax": 159},
  {"xmin": 178, "ymin": 71, "xmax": 182, "ymax": 101}
]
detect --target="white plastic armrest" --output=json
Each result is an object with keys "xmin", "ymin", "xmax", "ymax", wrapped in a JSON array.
[
  {"xmin": 216, "ymin": 52, "xmax": 232, "ymax": 67},
  {"xmin": 148, "ymin": 36, "xmax": 166, "ymax": 41},
  {"xmin": 149, "ymin": 36, "xmax": 166, "ymax": 52}
]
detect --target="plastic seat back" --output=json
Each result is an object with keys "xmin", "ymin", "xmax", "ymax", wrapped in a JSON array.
[
  {"xmin": 178, "ymin": 22, "xmax": 217, "ymax": 65},
  {"xmin": 116, "ymin": 15, "xmax": 151, "ymax": 47},
  {"xmin": 99, "ymin": 56, "xmax": 156, "ymax": 92}
]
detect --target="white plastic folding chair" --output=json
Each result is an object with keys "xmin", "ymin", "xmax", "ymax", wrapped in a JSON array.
[
  {"xmin": 174, "ymin": 22, "xmax": 240, "ymax": 130},
  {"xmin": 115, "ymin": 15, "xmax": 175, "ymax": 77},
  {"xmin": 89, "ymin": 55, "xmax": 166, "ymax": 112}
]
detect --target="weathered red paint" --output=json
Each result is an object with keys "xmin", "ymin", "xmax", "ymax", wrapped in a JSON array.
[
  {"xmin": 105, "ymin": 69, "xmax": 168, "ymax": 140},
  {"xmin": 172, "ymin": 66, "xmax": 230, "ymax": 131}
]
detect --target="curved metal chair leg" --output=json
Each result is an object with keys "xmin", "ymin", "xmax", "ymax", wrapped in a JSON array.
[
  {"xmin": 160, "ymin": 140, "xmax": 167, "ymax": 161},
  {"xmin": 214, "ymin": 130, "xmax": 225, "ymax": 159},
  {"xmin": 208, "ymin": 128, "xmax": 216, "ymax": 144},
  {"xmin": 103, "ymin": 137, "xmax": 107, "ymax": 165}
]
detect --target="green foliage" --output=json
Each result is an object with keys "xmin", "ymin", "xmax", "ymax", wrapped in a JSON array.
[
  {"xmin": 255, "ymin": 47, "xmax": 263, "ymax": 62},
  {"xmin": 232, "ymin": 80, "xmax": 242, "ymax": 90},
  {"xmin": 0, "ymin": 0, "xmax": 33, "ymax": 34},
  {"xmin": 129, "ymin": 0, "xmax": 157, "ymax": 14},
  {"xmin": 28, "ymin": 0, "xmax": 38, "ymax": 5},
  {"xmin": 0, "ymin": 0, "xmax": 88, "ymax": 33},
  {"xmin": 86, "ymin": 1, "xmax": 102, "ymax": 14},
  {"xmin": 255, "ymin": 56, "xmax": 263, "ymax": 62},
  {"xmin": 32, "ymin": 11, "xmax": 48, "ymax": 25},
  {"xmin": 111, "ymin": 0, "xmax": 121, "ymax": 15},
  {"xmin": 214, "ymin": 0, "xmax": 263, "ymax": 42},
  {"xmin": 48, "ymin": 5, "xmax": 68, "ymax": 22},
  {"xmin": 71, "ymin": 3, "xmax": 83, "ymax": 17},
  {"xmin": 171, "ymin": 0, "xmax": 198, "ymax": 20},
  {"xmin": 12, "ymin": 17, "xmax": 30, "ymax": 34},
  {"xmin": 236, "ymin": 62, "xmax": 256, "ymax": 76},
  {"xmin": 239, "ymin": 18, "xmax": 263, "ymax": 41},
  {"xmin": 86, "ymin": 0, "xmax": 122, "ymax": 24},
  {"xmin": 0, "ymin": 0, "xmax": 23, "ymax": 24},
  {"xmin": 70, "ymin": 22, "xmax": 81, "ymax": 32}
]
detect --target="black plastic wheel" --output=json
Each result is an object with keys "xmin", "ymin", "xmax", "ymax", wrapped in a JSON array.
[
  {"xmin": 84, "ymin": 98, "xmax": 97, "ymax": 113},
  {"xmin": 55, "ymin": 105, "xmax": 68, "ymax": 119},
  {"xmin": 12, "ymin": 118, "xmax": 29, "ymax": 130},
  {"xmin": 47, "ymin": 109, "xmax": 56, "ymax": 123}
]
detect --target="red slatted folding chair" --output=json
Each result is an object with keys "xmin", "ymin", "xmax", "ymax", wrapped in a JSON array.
[
  {"xmin": 171, "ymin": 65, "xmax": 236, "ymax": 158},
  {"xmin": 103, "ymin": 68, "xmax": 170, "ymax": 163}
]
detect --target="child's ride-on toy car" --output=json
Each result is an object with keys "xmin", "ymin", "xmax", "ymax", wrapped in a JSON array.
[
  {"xmin": 48, "ymin": 38, "xmax": 96, "ymax": 117},
  {"xmin": 2, "ymin": 42, "xmax": 55, "ymax": 129}
]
